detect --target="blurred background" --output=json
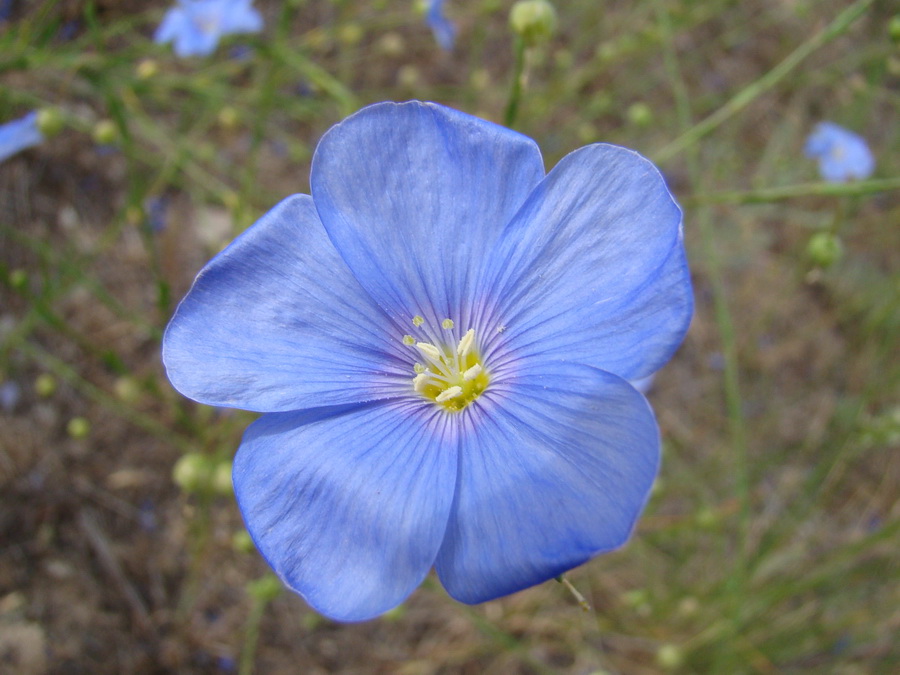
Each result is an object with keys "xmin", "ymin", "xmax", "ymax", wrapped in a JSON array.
[{"xmin": 1, "ymin": 0, "xmax": 898, "ymax": 673}]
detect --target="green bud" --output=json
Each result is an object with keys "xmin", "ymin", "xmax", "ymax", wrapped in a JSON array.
[
  {"xmin": 212, "ymin": 460, "xmax": 233, "ymax": 496},
  {"xmin": 377, "ymin": 32, "xmax": 405, "ymax": 57},
  {"xmin": 34, "ymin": 374, "xmax": 57, "ymax": 397},
  {"xmin": 92, "ymin": 119, "xmax": 118, "ymax": 145},
  {"xmin": 247, "ymin": 574, "xmax": 282, "ymax": 603},
  {"xmin": 8, "ymin": 268, "xmax": 27, "ymax": 290},
  {"xmin": 677, "ymin": 596, "xmax": 700, "ymax": 617},
  {"xmin": 656, "ymin": 643, "xmax": 684, "ymax": 670},
  {"xmin": 337, "ymin": 23, "xmax": 364, "ymax": 47},
  {"xmin": 67, "ymin": 417, "xmax": 91, "ymax": 439},
  {"xmin": 694, "ymin": 505, "xmax": 718, "ymax": 529},
  {"xmin": 36, "ymin": 108, "xmax": 64, "ymax": 137},
  {"xmin": 806, "ymin": 232, "xmax": 843, "ymax": 268},
  {"xmin": 889, "ymin": 15, "xmax": 900, "ymax": 43},
  {"xmin": 113, "ymin": 376, "xmax": 141, "ymax": 404},
  {"xmin": 509, "ymin": 0, "xmax": 557, "ymax": 46},
  {"xmin": 172, "ymin": 452, "xmax": 212, "ymax": 494},
  {"xmin": 217, "ymin": 106, "xmax": 240, "ymax": 130},
  {"xmin": 622, "ymin": 588, "xmax": 649, "ymax": 608},
  {"xmin": 136, "ymin": 59, "xmax": 159, "ymax": 80},
  {"xmin": 627, "ymin": 101, "xmax": 653, "ymax": 127}
]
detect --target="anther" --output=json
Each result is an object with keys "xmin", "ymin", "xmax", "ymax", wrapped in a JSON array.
[
  {"xmin": 435, "ymin": 386, "xmax": 463, "ymax": 402},
  {"xmin": 463, "ymin": 364, "xmax": 483, "ymax": 381},
  {"xmin": 412, "ymin": 372, "xmax": 430, "ymax": 392},
  {"xmin": 457, "ymin": 328, "xmax": 475, "ymax": 357},
  {"xmin": 416, "ymin": 342, "xmax": 442, "ymax": 362}
]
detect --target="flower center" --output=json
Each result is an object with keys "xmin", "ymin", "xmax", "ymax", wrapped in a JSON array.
[{"xmin": 403, "ymin": 318, "xmax": 489, "ymax": 412}]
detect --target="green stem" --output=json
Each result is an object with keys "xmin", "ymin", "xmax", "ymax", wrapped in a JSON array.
[
  {"xmin": 238, "ymin": 594, "xmax": 268, "ymax": 675},
  {"xmin": 504, "ymin": 37, "xmax": 526, "ymax": 128},
  {"xmin": 655, "ymin": 0, "xmax": 750, "ymax": 668},
  {"xmin": 653, "ymin": 0, "xmax": 875, "ymax": 163},
  {"xmin": 683, "ymin": 176, "xmax": 900, "ymax": 206}
]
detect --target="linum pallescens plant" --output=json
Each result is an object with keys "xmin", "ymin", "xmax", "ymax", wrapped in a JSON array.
[
  {"xmin": 162, "ymin": 100, "xmax": 693, "ymax": 622},
  {"xmin": 803, "ymin": 122, "xmax": 875, "ymax": 272}
]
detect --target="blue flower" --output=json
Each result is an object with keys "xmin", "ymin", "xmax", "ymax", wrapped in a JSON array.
[
  {"xmin": 163, "ymin": 101, "xmax": 693, "ymax": 622},
  {"xmin": 426, "ymin": 0, "xmax": 456, "ymax": 50},
  {"xmin": 0, "ymin": 112, "xmax": 43, "ymax": 163},
  {"xmin": 154, "ymin": 0, "xmax": 263, "ymax": 58},
  {"xmin": 804, "ymin": 121, "xmax": 874, "ymax": 183}
]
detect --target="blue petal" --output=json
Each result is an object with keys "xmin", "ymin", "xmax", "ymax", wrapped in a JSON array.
[
  {"xmin": 480, "ymin": 143, "xmax": 692, "ymax": 381},
  {"xmin": 311, "ymin": 101, "xmax": 545, "ymax": 332},
  {"xmin": 153, "ymin": 7, "xmax": 186, "ymax": 45},
  {"xmin": 163, "ymin": 194, "xmax": 411, "ymax": 412},
  {"xmin": 234, "ymin": 400, "xmax": 458, "ymax": 622},
  {"xmin": 427, "ymin": 0, "xmax": 456, "ymax": 50},
  {"xmin": 435, "ymin": 362, "xmax": 659, "ymax": 604},
  {"xmin": 0, "ymin": 112, "xmax": 44, "ymax": 163},
  {"xmin": 805, "ymin": 122, "xmax": 874, "ymax": 183},
  {"xmin": 220, "ymin": 0, "xmax": 263, "ymax": 33}
]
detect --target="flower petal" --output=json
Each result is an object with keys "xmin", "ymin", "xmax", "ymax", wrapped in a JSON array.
[
  {"xmin": 435, "ymin": 361, "xmax": 659, "ymax": 604},
  {"xmin": 0, "ymin": 112, "xmax": 43, "ymax": 163},
  {"xmin": 310, "ymin": 101, "xmax": 545, "ymax": 331},
  {"xmin": 234, "ymin": 400, "xmax": 458, "ymax": 622},
  {"xmin": 427, "ymin": 0, "xmax": 456, "ymax": 50},
  {"xmin": 153, "ymin": 7, "xmax": 186, "ymax": 45},
  {"xmin": 480, "ymin": 143, "xmax": 691, "ymax": 380},
  {"xmin": 221, "ymin": 0, "xmax": 264, "ymax": 33},
  {"xmin": 494, "ymin": 233, "xmax": 692, "ymax": 380},
  {"xmin": 163, "ymin": 194, "xmax": 409, "ymax": 412}
]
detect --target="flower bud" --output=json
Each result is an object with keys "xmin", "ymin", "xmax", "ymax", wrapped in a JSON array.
[
  {"xmin": 136, "ymin": 59, "xmax": 159, "ymax": 80},
  {"xmin": 889, "ymin": 15, "xmax": 900, "ymax": 43},
  {"xmin": 656, "ymin": 644, "xmax": 684, "ymax": 670},
  {"xmin": 36, "ymin": 108, "xmax": 64, "ymax": 137},
  {"xmin": 806, "ymin": 231, "xmax": 843, "ymax": 268},
  {"xmin": 212, "ymin": 459, "xmax": 234, "ymax": 495},
  {"xmin": 217, "ymin": 106, "xmax": 240, "ymax": 130},
  {"xmin": 35, "ymin": 374, "xmax": 57, "ymax": 397},
  {"xmin": 172, "ymin": 452, "xmax": 212, "ymax": 494},
  {"xmin": 627, "ymin": 102, "xmax": 653, "ymax": 127},
  {"xmin": 509, "ymin": 0, "xmax": 557, "ymax": 46},
  {"xmin": 67, "ymin": 417, "xmax": 91, "ymax": 439},
  {"xmin": 92, "ymin": 119, "xmax": 118, "ymax": 145},
  {"xmin": 8, "ymin": 268, "xmax": 27, "ymax": 290}
]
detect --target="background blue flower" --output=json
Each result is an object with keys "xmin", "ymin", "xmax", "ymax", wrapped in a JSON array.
[
  {"xmin": 154, "ymin": 0, "xmax": 263, "ymax": 58},
  {"xmin": 163, "ymin": 101, "xmax": 693, "ymax": 622},
  {"xmin": 426, "ymin": 0, "xmax": 456, "ymax": 50},
  {"xmin": 0, "ymin": 111, "xmax": 43, "ymax": 163},
  {"xmin": 804, "ymin": 121, "xmax": 874, "ymax": 183}
]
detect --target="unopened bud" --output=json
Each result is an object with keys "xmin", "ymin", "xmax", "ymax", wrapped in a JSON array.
[
  {"xmin": 510, "ymin": 0, "xmax": 557, "ymax": 46},
  {"xmin": 92, "ymin": 119, "xmax": 118, "ymax": 145},
  {"xmin": 656, "ymin": 643, "xmax": 684, "ymax": 670},
  {"xmin": 172, "ymin": 452, "xmax": 211, "ymax": 494},
  {"xmin": 67, "ymin": 417, "xmax": 91, "ymax": 439},
  {"xmin": 806, "ymin": 231, "xmax": 843, "ymax": 268},
  {"xmin": 35, "ymin": 374, "xmax": 57, "ymax": 397},
  {"xmin": 36, "ymin": 108, "xmax": 64, "ymax": 137},
  {"xmin": 136, "ymin": 59, "xmax": 159, "ymax": 80}
]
